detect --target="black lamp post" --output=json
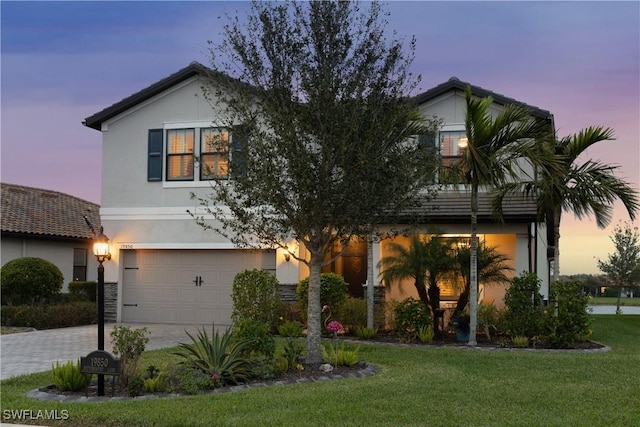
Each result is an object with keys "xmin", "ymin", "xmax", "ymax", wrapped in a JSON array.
[{"xmin": 92, "ymin": 226, "xmax": 111, "ymax": 396}]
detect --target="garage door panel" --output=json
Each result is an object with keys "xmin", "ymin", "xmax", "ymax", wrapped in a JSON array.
[{"xmin": 121, "ymin": 249, "xmax": 275, "ymax": 325}]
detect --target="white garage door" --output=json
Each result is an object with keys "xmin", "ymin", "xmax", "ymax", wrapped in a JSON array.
[{"xmin": 121, "ymin": 249, "xmax": 275, "ymax": 325}]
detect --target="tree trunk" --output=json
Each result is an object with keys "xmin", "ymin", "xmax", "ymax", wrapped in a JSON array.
[
  {"xmin": 553, "ymin": 209, "xmax": 562, "ymax": 283},
  {"xmin": 415, "ymin": 279, "xmax": 430, "ymax": 309},
  {"xmin": 306, "ymin": 254, "xmax": 323, "ymax": 364},
  {"xmin": 616, "ymin": 288, "xmax": 623, "ymax": 315},
  {"xmin": 451, "ymin": 282, "xmax": 470, "ymax": 320},
  {"xmin": 553, "ymin": 209, "xmax": 562, "ymax": 316},
  {"xmin": 427, "ymin": 280, "xmax": 441, "ymax": 332},
  {"xmin": 469, "ymin": 183, "xmax": 479, "ymax": 346},
  {"xmin": 367, "ymin": 236, "xmax": 375, "ymax": 329}
]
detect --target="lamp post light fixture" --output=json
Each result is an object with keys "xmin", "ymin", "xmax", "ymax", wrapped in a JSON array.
[{"xmin": 92, "ymin": 226, "xmax": 111, "ymax": 396}]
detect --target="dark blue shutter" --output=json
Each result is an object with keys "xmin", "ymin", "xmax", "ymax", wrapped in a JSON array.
[
  {"xmin": 148, "ymin": 129, "xmax": 163, "ymax": 181},
  {"xmin": 231, "ymin": 125, "xmax": 247, "ymax": 179},
  {"xmin": 418, "ymin": 134, "xmax": 436, "ymax": 151}
]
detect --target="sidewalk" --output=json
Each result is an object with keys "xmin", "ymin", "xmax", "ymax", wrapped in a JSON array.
[{"xmin": 0, "ymin": 323, "xmax": 208, "ymax": 381}]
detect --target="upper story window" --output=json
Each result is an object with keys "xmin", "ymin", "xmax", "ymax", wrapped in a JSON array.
[
  {"xmin": 167, "ymin": 129, "xmax": 195, "ymax": 180},
  {"xmin": 440, "ymin": 130, "xmax": 467, "ymax": 158},
  {"xmin": 439, "ymin": 130, "xmax": 469, "ymax": 184},
  {"xmin": 148, "ymin": 123, "xmax": 242, "ymax": 183},
  {"xmin": 200, "ymin": 129, "xmax": 229, "ymax": 180}
]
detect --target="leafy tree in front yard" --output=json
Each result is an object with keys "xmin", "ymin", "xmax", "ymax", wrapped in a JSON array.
[
  {"xmin": 597, "ymin": 222, "xmax": 640, "ymax": 313},
  {"xmin": 189, "ymin": 0, "xmax": 439, "ymax": 363}
]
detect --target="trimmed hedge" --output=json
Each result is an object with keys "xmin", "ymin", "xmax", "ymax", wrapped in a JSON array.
[
  {"xmin": 0, "ymin": 302, "xmax": 97, "ymax": 329},
  {"xmin": 69, "ymin": 281, "xmax": 97, "ymax": 302}
]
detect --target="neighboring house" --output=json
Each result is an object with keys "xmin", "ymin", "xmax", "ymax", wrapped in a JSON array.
[
  {"xmin": 1, "ymin": 183, "xmax": 102, "ymax": 292},
  {"xmin": 83, "ymin": 62, "xmax": 551, "ymax": 325}
]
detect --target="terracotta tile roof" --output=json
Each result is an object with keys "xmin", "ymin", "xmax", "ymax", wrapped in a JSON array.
[{"xmin": 1, "ymin": 183, "xmax": 101, "ymax": 240}]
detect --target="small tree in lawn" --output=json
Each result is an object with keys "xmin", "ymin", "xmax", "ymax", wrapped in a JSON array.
[
  {"xmin": 189, "ymin": 0, "xmax": 439, "ymax": 364},
  {"xmin": 597, "ymin": 222, "xmax": 640, "ymax": 314}
]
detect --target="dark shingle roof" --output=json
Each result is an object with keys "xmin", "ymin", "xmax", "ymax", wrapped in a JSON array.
[
  {"xmin": 1, "ymin": 183, "xmax": 101, "ymax": 240},
  {"xmin": 413, "ymin": 77, "xmax": 554, "ymax": 121},
  {"xmin": 398, "ymin": 191, "xmax": 537, "ymax": 224}
]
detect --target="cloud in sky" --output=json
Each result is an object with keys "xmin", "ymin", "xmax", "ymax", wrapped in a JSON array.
[{"xmin": 1, "ymin": 1, "xmax": 638, "ymax": 274}]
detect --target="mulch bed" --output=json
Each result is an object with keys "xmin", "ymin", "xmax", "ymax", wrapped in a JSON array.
[{"xmin": 38, "ymin": 333, "xmax": 604, "ymax": 400}]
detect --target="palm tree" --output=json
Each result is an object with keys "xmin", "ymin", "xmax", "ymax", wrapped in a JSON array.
[
  {"xmin": 379, "ymin": 234, "xmax": 430, "ymax": 307},
  {"xmin": 494, "ymin": 126, "xmax": 640, "ymax": 282},
  {"xmin": 378, "ymin": 233, "xmax": 457, "ymax": 332},
  {"xmin": 449, "ymin": 240, "xmax": 513, "ymax": 321},
  {"xmin": 461, "ymin": 85, "xmax": 550, "ymax": 345}
]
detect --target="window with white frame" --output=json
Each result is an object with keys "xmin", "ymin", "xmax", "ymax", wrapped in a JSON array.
[
  {"xmin": 200, "ymin": 128, "xmax": 230, "ymax": 180},
  {"xmin": 166, "ymin": 128, "xmax": 195, "ymax": 180}
]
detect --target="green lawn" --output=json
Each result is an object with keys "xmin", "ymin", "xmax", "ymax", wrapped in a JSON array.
[
  {"xmin": 589, "ymin": 296, "xmax": 640, "ymax": 306},
  {"xmin": 2, "ymin": 316, "xmax": 639, "ymax": 426}
]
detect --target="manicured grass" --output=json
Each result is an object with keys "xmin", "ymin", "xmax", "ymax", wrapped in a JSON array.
[
  {"xmin": 589, "ymin": 296, "xmax": 640, "ymax": 306},
  {"xmin": 2, "ymin": 316, "xmax": 639, "ymax": 426}
]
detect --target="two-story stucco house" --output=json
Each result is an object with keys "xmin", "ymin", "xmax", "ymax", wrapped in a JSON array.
[{"xmin": 83, "ymin": 62, "xmax": 551, "ymax": 325}]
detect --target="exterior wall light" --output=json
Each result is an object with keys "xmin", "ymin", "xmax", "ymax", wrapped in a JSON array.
[{"xmin": 284, "ymin": 246, "xmax": 291, "ymax": 262}]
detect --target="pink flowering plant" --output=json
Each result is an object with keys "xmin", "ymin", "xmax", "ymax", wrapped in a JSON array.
[{"xmin": 322, "ymin": 305, "xmax": 344, "ymax": 367}]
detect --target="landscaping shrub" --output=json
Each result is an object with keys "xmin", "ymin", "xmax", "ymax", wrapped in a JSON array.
[
  {"xmin": 504, "ymin": 272, "xmax": 545, "ymax": 338},
  {"xmin": 231, "ymin": 269, "xmax": 281, "ymax": 329},
  {"xmin": 52, "ymin": 359, "xmax": 92, "ymax": 392},
  {"xmin": 478, "ymin": 301, "xmax": 502, "ymax": 340},
  {"xmin": 174, "ymin": 324, "xmax": 250, "ymax": 386},
  {"xmin": 542, "ymin": 280, "xmax": 592, "ymax": 348},
  {"xmin": 512, "ymin": 335, "xmax": 529, "ymax": 348},
  {"xmin": 417, "ymin": 324, "xmax": 434, "ymax": 343},
  {"xmin": 111, "ymin": 326, "xmax": 150, "ymax": 388},
  {"xmin": 504, "ymin": 273, "xmax": 591, "ymax": 348},
  {"xmin": 281, "ymin": 339, "xmax": 304, "ymax": 371},
  {"xmin": 233, "ymin": 318, "xmax": 276, "ymax": 360},
  {"xmin": 354, "ymin": 326, "xmax": 377, "ymax": 340},
  {"xmin": 277, "ymin": 320, "xmax": 304, "ymax": 337},
  {"xmin": 0, "ymin": 302, "xmax": 96, "ymax": 329},
  {"xmin": 161, "ymin": 363, "xmax": 212, "ymax": 395},
  {"xmin": 322, "ymin": 343, "xmax": 359, "ymax": 366},
  {"xmin": 68, "ymin": 281, "xmax": 97, "ymax": 302},
  {"xmin": 1, "ymin": 257, "xmax": 64, "ymax": 305},
  {"xmin": 393, "ymin": 298, "xmax": 431, "ymax": 340},
  {"xmin": 335, "ymin": 297, "xmax": 368, "ymax": 333},
  {"xmin": 277, "ymin": 302, "xmax": 304, "ymax": 324},
  {"xmin": 296, "ymin": 273, "xmax": 348, "ymax": 322},
  {"xmin": 45, "ymin": 302, "xmax": 97, "ymax": 328}
]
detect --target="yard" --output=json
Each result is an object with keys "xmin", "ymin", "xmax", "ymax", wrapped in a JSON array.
[{"xmin": 1, "ymin": 315, "xmax": 638, "ymax": 426}]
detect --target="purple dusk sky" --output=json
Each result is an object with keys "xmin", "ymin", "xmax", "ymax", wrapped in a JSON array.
[{"xmin": 1, "ymin": 1, "xmax": 638, "ymax": 274}]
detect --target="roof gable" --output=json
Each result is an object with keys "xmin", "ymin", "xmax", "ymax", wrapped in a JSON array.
[
  {"xmin": 413, "ymin": 77, "xmax": 553, "ymax": 121},
  {"xmin": 83, "ymin": 61, "xmax": 210, "ymax": 131},
  {"xmin": 1, "ymin": 183, "xmax": 101, "ymax": 240}
]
